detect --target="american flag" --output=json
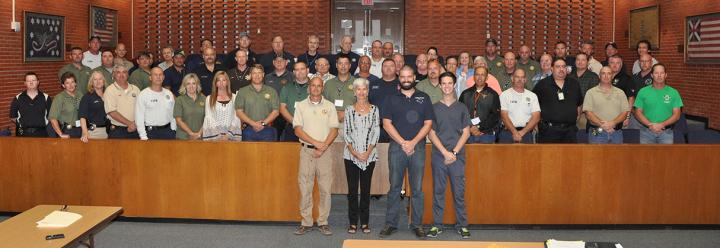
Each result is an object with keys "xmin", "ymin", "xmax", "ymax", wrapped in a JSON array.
[
  {"xmin": 92, "ymin": 8, "xmax": 115, "ymax": 42},
  {"xmin": 687, "ymin": 15, "xmax": 720, "ymax": 61}
]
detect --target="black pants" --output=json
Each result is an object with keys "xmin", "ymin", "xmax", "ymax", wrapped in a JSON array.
[
  {"xmin": 147, "ymin": 127, "xmax": 176, "ymax": 139},
  {"xmin": 108, "ymin": 126, "xmax": 139, "ymax": 139},
  {"xmin": 344, "ymin": 159, "xmax": 375, "ymax": 226},
  {"xmin": 538, "ymin": 123, "xmax": 578, "ymax": 143},
  {"xmin": 16, "ymin": 127, "xmax": 48, "ymax": 137},
  {"xmin": 281, "ymin": 123, "xmax": 299, "ymax": 142},
  {"xmin": 271, "ymin": 118, "xmax": 285, "ymax": 141}
]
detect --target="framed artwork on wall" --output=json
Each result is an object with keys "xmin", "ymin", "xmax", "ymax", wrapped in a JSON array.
[
  {"xmin": 23, "ymin": 11, "xmax": 65, "ymax": 62},
  {"xmin": 629, "ymin": 5, "xmax": 659, "ymax": 50},
  {"xmin": 685, "ymin": 12, "xmax": 720, "ymax": 64},
  {"xmin": 89, "ymin": 5, "xmax": 118, "ymax": 48}
]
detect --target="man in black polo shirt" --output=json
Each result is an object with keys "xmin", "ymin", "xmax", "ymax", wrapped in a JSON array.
[
  {"xmin": 259, "ymin": 35, "xmax": 295, "ymax": 73},
  {"xmin": 297, "ymin": 35, "xmax": 322, "ymax": 74},
  {"xmin": 533, "ymin": 58, "xmax": 583, "ymax": 143},
  {"xmin": 554, "ymin": 41, "xmax": 576, "ymax": 73},
  {"xmin": 630, "ymin": 54, "xmax": 654, "ymax": 129},
  {"xmin": 192, "ymin": 47, "xmax": 226, "ymax": 96},
  {"xmin": 370, "ymin": 59, "xmax": 400, "ymax": 143},
  {"xmin": 185, "ymin": 39, "xmax": 213, "ymax": 72},
  {"xmin": 379, "ymin": 66, "xmax": 434, "ymax": 239},
  {"xmin": 10, "ymin": 72, "xmax": 52, "ymax": 137},
  {"xmin": 162, "ymin": 50, "xmax": 187, "ymax": 96},
  {"xmin": 227, "ymin": 49, "xmax": 252, "ymax": 93},
  {"xmin": 334, "ymin": 35, "xmax": 360, "ymax": 75},
  {"xmin": 608, "ymin": 54, "xmax": 634, "ymax": 127}
]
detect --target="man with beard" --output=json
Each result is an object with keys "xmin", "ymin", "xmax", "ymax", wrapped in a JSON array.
[{"xmin": 379, "ymin": 66, "xmax": 434, "ymax": 239}]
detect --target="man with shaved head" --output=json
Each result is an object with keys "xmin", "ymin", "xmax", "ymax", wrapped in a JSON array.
[
  {"xmin": 516, "ymin": 45, "xmax": 540, "ymax": 81},
  {"xmin": 135, "ymin": 67, "xmax": 176, "ymax": 140}
]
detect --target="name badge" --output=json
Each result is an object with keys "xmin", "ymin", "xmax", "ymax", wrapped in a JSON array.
[
  {"xmin": 75, "ymin": 120, "xmax": 81, "ymax": 127},
  {"xmin": 334, "ymin": 99, "xmax": 344, "ymax": 107},
  {"xmin": 557, "ymin": 92, "xmax": 565, "ymax": 101},
  {"xmin": 471, "ymin": 117, "xmax": 481, "ymax": 125}
]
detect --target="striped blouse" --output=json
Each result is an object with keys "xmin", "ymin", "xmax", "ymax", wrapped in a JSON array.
[{"xmin": 343, "ymin": 105, "xmax": 380, "ymax": 170}]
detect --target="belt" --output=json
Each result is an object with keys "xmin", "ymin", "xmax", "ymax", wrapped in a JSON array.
[
  {"xmin": 588, "ymin": 123, "xmax": 622, "ymax": 131},
  {"xmin": 62, "ymin": 123, "xmax": 80, "ymax": 131},
  {"xmin": 300, "ymin": 143, "xmax": 316, "ymax": 149},
  {"xmin": 146, "ymin": 123, "xmax": 171, "ymax": 131},
  {"xmin": 89, "ymin": 123, "xmax": 107, "ymax": 131},
  {"xmin": 514, "ymin": 126, "xmax": 525, "ymax": 130},
  {"xmin": 17, "ymin": 127, "xmax": 45, "ymax": 135},
  {"xmin": 541, "ymin": 121, "xmax": 574, "ymax": 128}
]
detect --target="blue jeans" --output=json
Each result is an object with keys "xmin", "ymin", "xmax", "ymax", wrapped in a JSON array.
[
  {"xmin": 497, "ymin": 129, "xmax": 534, "ymax": 144},
  {"xmin": 588, "ymin": 129, "xmax": 623, "ymax": 144},
  {"xmin": 385, "ymin": 141, "xmax": 426, "ymax": 229},
  {"xmin": 430, "ymin": 148, "xmax": 468, "ymax": 228},
  {"xmin": 467, "ymin": 133, "xmax": 496, "ymax": 144},
  {"xmin": 242, "ymin": 127, "xmax": 277, "ymax": 141},
  {"xmin": 640, "ymin": 127, "xmax": 673, "ymax": 144}
]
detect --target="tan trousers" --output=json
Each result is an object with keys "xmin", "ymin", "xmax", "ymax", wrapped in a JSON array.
[
  {"xmin": 89, "ymin": 127, "xmax": 108, "ymax": 139},
  {"xmin": 298, "ymin": 146, "xmax": 333, "ymax": 227}
]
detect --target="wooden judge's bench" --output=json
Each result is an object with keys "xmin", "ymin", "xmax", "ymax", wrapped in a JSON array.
[{"xmin": 1, "ymin": 138, "xmax": 718, "ymax": 225}]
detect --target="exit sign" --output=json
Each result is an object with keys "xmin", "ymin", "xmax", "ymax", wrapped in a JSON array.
[{"xmin": 362, "ymin": 0, "xmax": 373, "ymax": 6}]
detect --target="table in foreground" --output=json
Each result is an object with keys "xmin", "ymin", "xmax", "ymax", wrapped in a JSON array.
[
  {"xmin": 0, "ymin": 205, "xmax": 123, "ymax": 248},
  {"xmin": 342, "ymin": 239, "xmax": 544, "ymax": 248}
]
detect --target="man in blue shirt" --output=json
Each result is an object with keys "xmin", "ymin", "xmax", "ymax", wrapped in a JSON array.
[{"xmin": 379, "ymin": 66, "xmax": 434, "ymax": 239}]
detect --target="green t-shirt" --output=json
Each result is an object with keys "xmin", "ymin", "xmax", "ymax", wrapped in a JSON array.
[
  {"xmin": 49, "ymin": 90, "xmax": 83, "ymax": 125},
  {"xmin": 129, "ymin": 69, "xmax": 151, "ymax": 90},
  {"xmin": 173, "ymin": 94, "xmax": 206, "ymax": 139},
  {"xmin": 280, "ymin": 81, "xmax": 309, "ymax": 115},
  {"xmin": 415, "ymin": 79, "xmax": 442, "ymax": 104},
  {"xmin": 235, "ymin": 84, "xmax": 280, "ymax": 121},
  {"xmin": 634, "ymin": 85, "xmax": 683, "ymax": 123},
  {"xmin": 322, "ymin": 75, "xmax": 356, "ymax": 111}
]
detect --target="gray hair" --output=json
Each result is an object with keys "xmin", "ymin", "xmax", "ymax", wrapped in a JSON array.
[
  {"xmin": 352, "ymin": 78, "xmax": 369, "ymax": 89},
  {"xmin": 112, "ymin": 63, "xmax": 129, "ymax": 73}
]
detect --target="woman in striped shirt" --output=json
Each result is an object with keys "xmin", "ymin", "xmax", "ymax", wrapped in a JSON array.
[{"xmin": 343, "ymin": 78, "xmax": 380, "ymax": 234}]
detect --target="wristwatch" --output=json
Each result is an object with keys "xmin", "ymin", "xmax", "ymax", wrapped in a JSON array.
[
  {"xmin": 452, "ymin": 150, "xmax": 458, "ymax": 155},
  {"xmin": 260, "ymin": 121, "xmax": 267, "ymax": 126}
]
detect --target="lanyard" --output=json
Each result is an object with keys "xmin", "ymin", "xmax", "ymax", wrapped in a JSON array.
[
  {"xmin": 472, "ymin": 88, "xmax": 484, "ymax": 117},
  {"xmin": 305, "ymin": 52, "xmax": 319, "ymax": 68}
]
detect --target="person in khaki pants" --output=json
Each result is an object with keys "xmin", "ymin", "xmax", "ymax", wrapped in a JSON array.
[{"xmin": 292, "ymin": 77, "xmax": 339, "ymax": 236}]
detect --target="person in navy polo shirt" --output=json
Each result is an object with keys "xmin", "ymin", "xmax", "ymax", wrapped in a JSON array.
[{"xmin": 378, "ymin": 66, "xmax": 434, "ymax": 239}]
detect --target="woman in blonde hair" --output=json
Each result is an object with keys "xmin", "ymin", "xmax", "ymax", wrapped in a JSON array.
[
  {"xmin": 174, "ymin": 73, "xmax": 206, "ymax": 140},
  {"xmin": 201, "ymin": 71, "xmax": 242, "ymax": 141},
  {"xmin": 79, "ymin": 71, "xmax": 109, "ymax": 142}
]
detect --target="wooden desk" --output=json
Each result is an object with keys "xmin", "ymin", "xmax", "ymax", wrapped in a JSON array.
[
  {"xmin": 0, "ymin": 205, "xmax": 122, "ymax": 248},
  {"xmin": 342, "ymin": 240, "xmax": 544, "ymax": 248}
]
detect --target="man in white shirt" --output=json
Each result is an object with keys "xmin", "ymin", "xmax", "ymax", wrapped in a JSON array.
[
  {"xmin": 499, "ymin": 69, "xmax": 541, "ymax": 143},
  {"xmin": 82, "ymin": 36, "xmax": 102, "ymax": 69},
  {"xmin": 367, "ymin": 40, "xmax": 384, "ymax": 78},
  {"xmin": 135, "ymin": 67, "xmax": 176, "ymax": 140}
]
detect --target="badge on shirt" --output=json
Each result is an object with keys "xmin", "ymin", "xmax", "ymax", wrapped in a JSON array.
[
  {"xmin": 165, "ymin": 95, "xmax": 171, "ymax": 100},
  {"xmin": 264, "ymin": 93, "xmax": 271, "ymax": 100},
  {"xmin": 495, "ymin": 62, "xmax": 502, "ymax": 67},
  {"xmin": 664, "ymin": 94, "xmax": 671, "ymax": 103},
  {"xmin": 557, "ymin": 92, "xmax": 565, "ymax": 101},
  {"xmin": 644, "ymin": 78, "xmax": 652, "ymax": 85},
  {"xmin": 414, "ymin": 96, "xmax": 425, "ymax": 104},
  {"xmin": 245, "ymin": 74, "xmax": 251, "ymax": 80},
  {"xmin": 351, "ymin": 58, "xmax": 356, "ymax": 62},
  {"xmin": 565, "ymin": 66, "xmax": 573, "ymax": 73},
  {"xmin": 199, "ymin": 101, "xmax": 205, "ymax": 106},
  {"xmin": 347, "ymin": 84, "xmax": 353, "ymax": 90},
  {"xmin": 334, "ymin": 99, "xmax": 344, "ymax": 107},
  {"xmin": 471, "ymin": 117, "xmax": 481, "ymax": 125},
  {"xmin": 529, "ymin": 66, "xmax": 535, "ymax": 71},
  {"xmin": 613, "ymin": 78, "xmax": 619, "ymax": 85},
  {"xmin": 321, "ymin": 109, "xmax": 328, "ymax": 114},
  {"xmin": 281, "ymin": 79, "xmax": 288, "ymax": 85},
  {"xmin": 132, "ymin": 93, "xmax": 137, "ymax": 97}
]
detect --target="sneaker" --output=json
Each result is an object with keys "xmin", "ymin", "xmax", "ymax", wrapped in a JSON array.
[
  {"xmin": 378, "ymin": 225, "xmax": 397, "ymax": 238},
  {"xmin": 426, "ymin": 226, "xmax": 443, "ymax": 238},
  {"xmin": 413, "ymin": 228, "xmax": 427, "ymax": 239},
  {"xmin": 457, "ymin": 227, "xmax": 470, "ymax": 239},
  {"xmin": 293, "ymin": 225, "xmax": 312, "ymax": 235},
  {"xmin": 318, "ymin": 225, "xmax": 333, "ymax": 236}
]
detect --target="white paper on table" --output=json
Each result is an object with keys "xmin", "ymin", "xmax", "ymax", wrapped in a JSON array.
[
  {"xmin": 36, "ymin": 211, "xmax": 82, "ymax": 228},
  {"xmin": 546, "ymin": 239, "xmax": 585, "ymax": 248}
]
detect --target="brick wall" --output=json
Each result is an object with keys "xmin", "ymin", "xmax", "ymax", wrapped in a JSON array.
[
  {"xmin": 613, "ymin": 0, "xmax": 720, "ymax": 129},
  {"xmin": 0, "ymin": 0, "xmax": 132, "ymax": 131}
]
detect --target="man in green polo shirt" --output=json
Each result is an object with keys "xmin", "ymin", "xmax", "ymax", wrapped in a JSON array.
[
  {"xmin": 58, "ymin": 47, "xmax": 92, "ymax": 95},
  {"xmin": 415, "ymin": 59, "xmax": 443, "ymax": 104},
  {"xmin": 235, "ymin": 67, "xmax": 280, "ymax": 141},
  {"xmin": 323, "ymin": 54, "xmax": 356, "ymax": 142},
  {"xmin": 129, "ymin": 52, "xmax": 152, "ymax": 90},
  {"xmin": 634, "ymin": 63, "xmax": 683, "ymax": 144},
  {"xmin": 280, "ymin": 61, "xmax": 310, "ymax": 142},
  {"xmin": 91, "ymin": 50, "xmax": 115, "ymax": 86}
]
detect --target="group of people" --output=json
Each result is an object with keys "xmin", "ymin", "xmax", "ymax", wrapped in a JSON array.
[{"xmin": 9, "ymin": 33, "xmax": 684, "ymax": 239}]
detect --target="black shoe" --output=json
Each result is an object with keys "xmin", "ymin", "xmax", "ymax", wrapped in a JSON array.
[
  {"xmin": 378, "ymin": 225, "xmax": 397, "ymax": 238},
  {"xmin": 413, "ymin": 228, "xmax": 426, "ymax": 239}
]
